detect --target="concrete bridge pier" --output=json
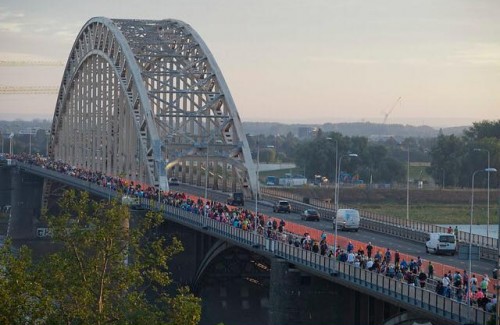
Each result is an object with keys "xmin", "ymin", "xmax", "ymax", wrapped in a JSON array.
[
  {"xmin": 9, "ymin": 168, "xmax": 44, "ymax": 241},
  {"xmin": 269, "ymin": 258, "xmax": 405, "ymax": 325},
  {"xmin": 0, "ymin": 168, "xmax": 12, "ymax": 207},
  {"xmin": 269, "ymin": 258, "xmax": 343, "ymax": 325},
  {"xmin": 0, "ymin": 168, "xmax": 13, "ymax": 234}
]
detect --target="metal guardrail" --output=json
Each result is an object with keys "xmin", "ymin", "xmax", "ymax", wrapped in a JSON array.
[
  {"xmin": 261, "ymin": 187, "xmax": 499, "ymax": 261},
  {"xmin": 140, "ymin": 198, "xmax": 491, "ymax": 325},
  {"xmin": 13, "ymin": 163, "xmax": 493, "ymax": 324}
]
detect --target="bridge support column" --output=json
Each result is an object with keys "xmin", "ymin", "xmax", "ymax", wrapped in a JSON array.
[
  {"xmin": 0, "ymin": 168, "xmax": 13, "ymax": 235},
  {"xmin": 0, "ymin": 168, "xmax": 11, "ymax": 206},
  {"xmin": 372, "ymin": 297, "xmax": 386, "ymax": 325},
  {"xmin": 269, "ymin": 259, "xmax": 343, "ymax": 325},
  {"xmin": 357, "ymin": 291, "xmax": 370, "ymax": 325},
  {"xmin": 9, "ymin": 169, "xmax": 43, "ymax": 241},
  {"xmin": 269, "ymin": 259, "xmax": 301, "ymax": 325}
]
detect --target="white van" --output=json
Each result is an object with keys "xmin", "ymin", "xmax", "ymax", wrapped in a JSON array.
[
  {"xmin": 335, "ymin": 209, "xmax": 360, "ymax": 232},
  {"xmin": 425, "ymin": 232, "xmax": 456, "ymax": 255}
]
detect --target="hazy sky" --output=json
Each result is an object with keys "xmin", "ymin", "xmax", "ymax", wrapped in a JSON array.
[{"xmin": 0, "ymin": 0, "xmax": 499, "ymax": 126}]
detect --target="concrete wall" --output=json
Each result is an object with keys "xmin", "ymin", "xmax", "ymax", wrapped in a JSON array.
[{"xmin": 9, "ymin": 168, "xmax": 43, "ymax": 241}]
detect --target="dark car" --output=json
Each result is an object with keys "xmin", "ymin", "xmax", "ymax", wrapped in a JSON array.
[
  {"xmin": 301, "ymin": 209, "xmax": 320, "ymax": 221},
  {"xmin": 227, "ymin": 192, "xmax": 245, "ymax": 206},
  {"xmin": 168, "ymin": 177, "xmax": 180, "ymax": 186},
  {"xmin": 273, "ymin": 200, "xmax": 291, "ymax": 213}
]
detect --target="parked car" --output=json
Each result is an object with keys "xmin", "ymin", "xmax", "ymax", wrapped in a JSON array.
[
  {"xmin": 301, "ymin": 209, "xmax": 320, "ymax": 221},
  {"xmin": 227, "ymin": 192, "xmax": 245, "ymax": 206},
  {"xmin": 168, "ymin": 177, "xmax": 180, "ymax": 186},
  {"xmin": 273, "ymin": 200, "xmax": 291, "ymax": 213}
]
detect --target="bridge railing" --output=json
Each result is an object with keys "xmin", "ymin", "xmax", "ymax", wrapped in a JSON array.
[
  {"xmin": 14, "ymin": 162, "xmax": 493, "ymax": 324},
  {"xmin": 261, "ymin": 187, "xmax": 499, "ymax": 252},
  {"xmin": 140, "ymin": 197, "xmax": 491, "ymax": 325}
]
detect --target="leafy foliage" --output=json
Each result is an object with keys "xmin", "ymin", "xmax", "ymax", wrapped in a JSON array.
[{"xmin": 0, "ymin": 190, "xmax": 201, "ymax": 325}]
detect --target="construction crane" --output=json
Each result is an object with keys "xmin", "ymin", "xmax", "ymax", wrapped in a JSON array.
[
  {"xmin": 0, "ymin": 60, "xmax": 64, "ymax": 67},
  {"xmin": 0, "ymin": 86, "xmax": 59, "ymax": 95},
  {"xmin": 0, "ymin": 60, "xmax": 62, "ymax": 94},
  {"xmin": 382, "ymin": 96, "xmax": 402, "ymax": 124}
]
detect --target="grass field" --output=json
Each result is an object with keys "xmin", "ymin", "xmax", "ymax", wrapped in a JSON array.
[{"xmin": 353, "ymin": 203, "xmax": 498, "ymax": 225}]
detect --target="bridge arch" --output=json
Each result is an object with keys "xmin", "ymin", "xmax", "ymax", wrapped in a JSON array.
[{"xmin": 50, "ymin": 17, "xmax": 256, "ymax": 195}]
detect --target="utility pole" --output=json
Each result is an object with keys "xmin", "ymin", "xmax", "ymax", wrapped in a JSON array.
[{"xmin": 406, "ymin": 144, "xmax": 410, "ymax": 224}]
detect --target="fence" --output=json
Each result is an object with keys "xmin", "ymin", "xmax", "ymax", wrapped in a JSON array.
[
  {"xmin": 16, "ymin": 163, "xmax": 495, "ymax": 324},
  {"xmin": 141, "ymin": 198, "xmax": 491, "ymax": 325},
  {"xmin": 261, "ymin": 187, "xmax": 499, "ymax": 253}
]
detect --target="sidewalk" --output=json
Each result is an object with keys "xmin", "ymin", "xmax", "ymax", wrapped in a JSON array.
[{"xmin": 284, "ymin": 219, "xmax": 496, "ymax": 293}]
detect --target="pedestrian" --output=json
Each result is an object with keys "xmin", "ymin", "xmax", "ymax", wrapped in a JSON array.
[
  {"xmin": 454, "ymin": 226, "xmax": 459, "ymax": 239},
  {"xmin": 347, "ymin": 241, "xmax": 354, "ymax": 253},
  {"xmin": 456, "ymin": 284, "xmax": 464, "ymax": 302},
  {"xmin": 418, "ymin": 270, "xmax": 427, "ymax": 288},
  {"xmin": 385, "ymin": 248, "xmax": 391, "ymax": 263},
  {"xmin": 470, "ymin": 274, "xmax": 478, "ymax": 293},
  {"xmin": 481, "ymin": 275, "xmax": 489, "ymax": 294},
  {"xmin": 447, "ymin": 226, "xmax": 453, "ymax": 234},
  {"xmin": 416, "ymin": 256, "xmax": 422, "ymax": 272},
  {"xmin": 366, "ymin": 242, "xmax": 373, "ymax": 258},
  {"xmin": 428, "ymin": 261, "xmax": 434, "ymax": 279}
]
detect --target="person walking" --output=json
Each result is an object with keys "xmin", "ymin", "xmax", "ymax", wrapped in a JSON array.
[
  {"xmin": 427, "ymin": 261, "xmax": 434, "ymax": 279},
  {"xmin": 366, "ymin": 242, "xmax": 373, "ymax": 258}
]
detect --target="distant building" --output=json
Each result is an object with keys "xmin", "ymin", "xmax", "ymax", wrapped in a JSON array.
[
  {"xmin": 18, "ymin": 127, "xmax": 42, "ymax": 135},
  {"xmin": 298, "ymin": 126, "xmax": 318, "ymax": 139}
]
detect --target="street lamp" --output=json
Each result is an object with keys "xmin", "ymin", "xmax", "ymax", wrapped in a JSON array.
[
  {"xmin": 8, "ymin": 133, "xmax": 14, "ymax": 155},
  {"xmin": 333, "ymin": 153, "xmax": 358, "ymax": 268},
  {"xmin": 326, "ymin": 137, "xmax": 339, "ymax": 208},
  {"xmin": 468, "ymin": 167, "xmax": 497, "ymax": 322},
  {"xmin": 474, "ymin": 148, "xmax": 491, "ymax": 238},
  {"xmin": 406, "ymin": 145, "xmax": 410, "ymax": 223},
  {"xmin": 255, "ymin": 136, "xmax": 260, "ymax": 234},
  {"xmin": 204, "ymin": 142, "xmax": 209, "ymax": 204}
]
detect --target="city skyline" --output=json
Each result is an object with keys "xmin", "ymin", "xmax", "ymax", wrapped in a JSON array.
[{"xmin": 0, "ymin": 0, "xmax": 499, "ymax": 127}]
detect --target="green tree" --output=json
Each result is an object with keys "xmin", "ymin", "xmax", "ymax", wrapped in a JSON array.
[
  {"xmin": 0, "ymin": 190, "xmax": 201, "ymax": 324},
  {"xmin": 464, "ymin": 119, "xmax": 500, "ymax": 140},
  {"xmin": 428, "ymin": 133, "xmax": 465, "ymax": 187},
  {"xmin": 0, "ymin": 241, "xmax": 52, "ymax": 324}
]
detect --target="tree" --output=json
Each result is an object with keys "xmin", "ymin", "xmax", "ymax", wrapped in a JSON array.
[
  {"xmin": 428, "ymin": 133, "xmax": 465, "ymax": 187},
  {"xmin": 0, "ymin": 190, "xmax": 201, "ymax": 324},
  {"xmin": 0, "ymin": 241, "xmax": 53, "ymax": 324},
  {"xmin": 464, "ymin": 119, "xmax": 500, "ymax": 140}
]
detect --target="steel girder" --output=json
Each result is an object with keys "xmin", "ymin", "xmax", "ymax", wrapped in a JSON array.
[{"xmin": 49, "ymin": 17, "xmax": 257, "ymax": 196}]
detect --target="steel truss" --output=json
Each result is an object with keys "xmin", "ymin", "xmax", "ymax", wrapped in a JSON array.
[{"xmin": 50, "ymin": 17, "xmax": 257, "ymax": 196}]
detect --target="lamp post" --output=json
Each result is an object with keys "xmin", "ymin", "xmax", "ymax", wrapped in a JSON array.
[
  {"xmin": 204, "ymin": 142, "xmax": 209, "ymax": 204},
  {"xmin": 474, "ymin": 148, "xmax": 491, "ymax": 238},
  {"xmin": 255, "ymin": 136, "xmax": 260, "ymax": 234},
  {"xmin": 334, "ymin": 153, "xmax": 358, "ymax": 269},
  {"xmin": 8, "ymin": 133, "xmax": 14, "ymax": 155},
  {"xmin": 326, "ymin": 137, "xmax": 339, "ymax": 209},
  {"xmin": 442, "ymin": 168, "xmax": 445, "ymax": 189},
  {"xmin": 406, "ymin": 145, "xmax": 410, "ymax": 223},
  {"xmin": 468, "ymin": 167, "xmax": 497, "ymax": 323},
  {"xmin": 497, "ymin": 196, "xmax": 500, "ymax": 325}
]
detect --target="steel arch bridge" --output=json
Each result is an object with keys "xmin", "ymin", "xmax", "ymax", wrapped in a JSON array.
[{"xmin": 49, "ymin": 17, "xmax": 257, "ymax": 196}]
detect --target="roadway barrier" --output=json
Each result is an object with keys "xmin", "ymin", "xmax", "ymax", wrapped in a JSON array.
[
  {"xmin": 262, "ymin": 187, "xmax": 499, "ymax": 261},
  {"xmin": 140, "ymin": 198, "xmax": 491, "ymax": 325},
  {"xmin": 14, "ymin": 162, "xmax": 495, "ymax": 324}
]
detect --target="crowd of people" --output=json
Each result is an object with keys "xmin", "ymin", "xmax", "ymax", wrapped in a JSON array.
[{"xmin": 5, "ymin": 153, "xmax": 496, "ymax": 313}]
